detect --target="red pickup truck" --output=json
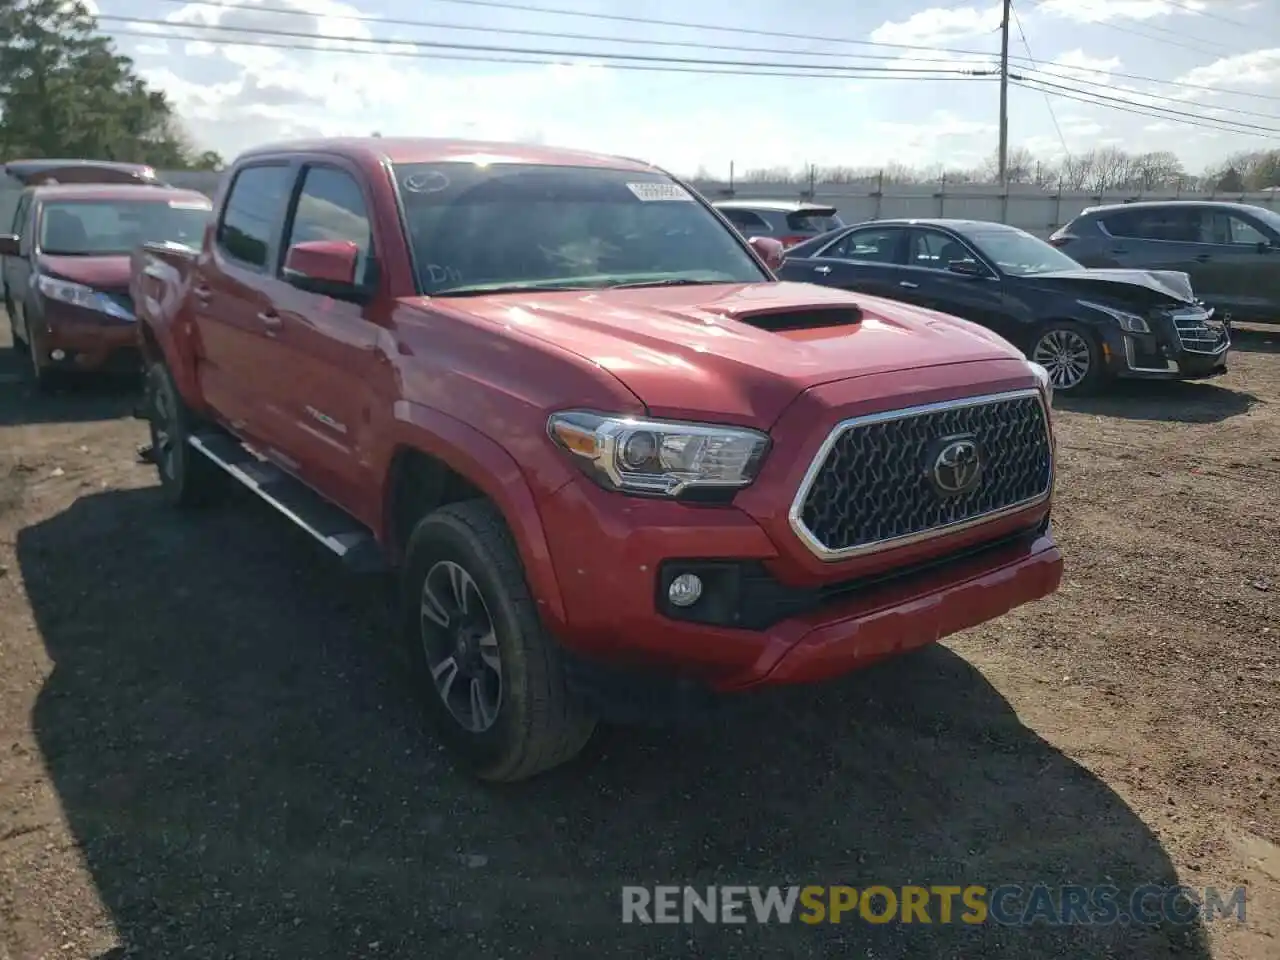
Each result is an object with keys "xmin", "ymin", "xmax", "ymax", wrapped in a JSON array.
[{"xmin": 131, "ymin": 137, "xmax": 1063, "ymax": 781}]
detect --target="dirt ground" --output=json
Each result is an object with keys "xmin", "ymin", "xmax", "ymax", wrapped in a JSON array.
[{"xmin": 0, "ymin": 318, "xmax": 1276, "ymax": 960}]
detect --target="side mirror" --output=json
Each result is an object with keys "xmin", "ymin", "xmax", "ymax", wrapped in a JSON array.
[
  {"xmin": 948, "ymin": 259, "xmax": 987, "ymax": 278},
  {"xmin": 282, "ymin": 240, "xmax": 370, "ymax": 302},
  {"xmin": 1258, "ymin": 240, "xmax": 1277, "ymax": 254},
  {"xmin": 748, "ymin": 235, "xmax": 785, "ymax": 271},
  {"xmin": 0, "ymin": 234, "xmax": 19, "ymax": 258}
]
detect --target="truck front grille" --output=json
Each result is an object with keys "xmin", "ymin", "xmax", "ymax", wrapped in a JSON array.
[
  {"xmin": 1170, "ymin": 308, "xmax": 1228, "ymax": 354},
  {"xmin": 791, "ymin": 389, "xmax": 1053, "ymax": 560}
]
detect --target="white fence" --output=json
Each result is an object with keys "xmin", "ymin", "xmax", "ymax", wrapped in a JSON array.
[{"xmin": 4, "ymin": 167, "xmax": 1278, "ymax": 239}]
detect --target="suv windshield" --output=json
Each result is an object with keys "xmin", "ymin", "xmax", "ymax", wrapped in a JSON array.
[
  {"xmin": 969, "ymin": 228, "xmax": 1082, "ymax": 276},
  {"xmin": 39, "ymin": 198, "xmax": 211, "ymax": 255},
  {"xmin": 391, "ymin": 162, "xmax": 769, "ymax": 295}
]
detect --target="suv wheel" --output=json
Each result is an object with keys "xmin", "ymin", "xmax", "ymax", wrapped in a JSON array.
[
  {"xmin": 145, "ymin": 361, "xmax": 222, "ymax": 506},
  {"xmin": 1031, "ymin": 322, "xmax": 1102, "ymax": 395},
  {"xmin": 401, "ymin": 499, "xmax": 596, "ymax": 782}
]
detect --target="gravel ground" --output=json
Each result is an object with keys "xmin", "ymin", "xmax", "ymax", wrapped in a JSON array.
[{"xmin": 0, "ymin": 318, "xmax": 1276, "ymax": 960}]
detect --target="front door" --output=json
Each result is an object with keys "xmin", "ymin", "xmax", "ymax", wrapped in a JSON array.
[
  {"xmin": 902, "ymin": 228, "xmax": 1014, "ymax": 340},
  {"xmin": 3, "ymin": 193, "xmax": 34, "ymax": 338},
  {"xmin": 196, "ymin": 161, "xmax": 297, "ymax": 451},
  {"xmin": 1190, "ymin": 207, "xmax": 1280, "ymax": 320},
  {"xmin": 263, "ymin": 160, "xmax": 388, "ymax": 525},
  {"xmin": 786, "ymin": 224, "xmax": 910, "ymax": 299}
]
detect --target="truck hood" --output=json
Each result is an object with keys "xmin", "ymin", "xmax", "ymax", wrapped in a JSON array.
[
  {"xmin": 1020, "ymin": 267, "xmax": 1196, "ymax": 305},
  {"xmin": 425, "ymin": 281, "xmax": 1028, "ymax": 426},
  {"xmin": 37, "ymin": 254, "xmax": 131, "ymax": 291}
]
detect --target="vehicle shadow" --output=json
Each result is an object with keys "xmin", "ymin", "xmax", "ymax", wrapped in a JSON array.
[
  {"xmin": 1227, "ymin": 323, "xmax": 1280, "ymax": 355},
  {"xmin": 1056, "ymin": 378, "xmax": 1259, "ymax": 424},
  {"xmin": 19, "ymin": 487, "xmax": 1211, "ymax": 960},
  {"xmin": 0, "ymin": 344, "xmax": 140, "ymax": 426}
]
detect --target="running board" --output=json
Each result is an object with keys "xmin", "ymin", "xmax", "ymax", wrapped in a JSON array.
[{"xmin": 188, "ymin": 431, "xmax": 387, "ymax": 573}]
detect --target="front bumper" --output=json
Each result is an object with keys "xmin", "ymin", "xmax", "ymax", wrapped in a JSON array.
[
  {"xmin": 1101, "ymin": 308, "xmax": 1230, "ymax": 381},
  {"xmin": 539, "ymin": 473, "xmax": 1062, "ymax": 702},
  {"xmin": 32, "ymin": 303, "xmax": 141, "ymax": 373}
]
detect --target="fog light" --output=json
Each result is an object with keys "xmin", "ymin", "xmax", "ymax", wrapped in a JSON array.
[
  {"xmin": 51, "ymin": 349, "xmax": 66, "ymax": 361},
  {"xmin": 668, "ymin": 573, "xmax": 703, "ymax": 608}
]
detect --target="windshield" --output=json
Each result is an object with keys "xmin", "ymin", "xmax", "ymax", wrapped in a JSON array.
[
  {"xmin": 969, "ymin": 228, "xmax": 1083, "ymax": 276},
  {"xmin": 38, "ymin": 198, "xmax": 211, "ymax": 255},
  {"xmin": 391, "ymin": 162, "xmax": 769, "ymax": 295},
  {"xmin": 786, "ymin": 211, "xmax": 843, "ymax": 234}
]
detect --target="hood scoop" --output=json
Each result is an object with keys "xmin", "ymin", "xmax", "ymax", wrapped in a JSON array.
[{"xmin": 709, "ymin": 304, "xmax": 864, "ymax": 333}]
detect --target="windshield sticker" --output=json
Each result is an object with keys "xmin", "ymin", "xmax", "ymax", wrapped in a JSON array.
[
  {"xmin": 403, "ymin": 171, "xmax": 451, "ymax": 194},
  {"xmin": 626, "ymin": 182, "xmax": 694, "ymax": 203}
]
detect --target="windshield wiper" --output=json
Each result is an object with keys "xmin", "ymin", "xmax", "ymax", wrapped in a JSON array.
[
  {"xmin": 604, "ymin": 277, "xmax": 729, "ymax": 290},
  {"xmin": 433, "ymin": 281, "xmax": 600, "ymax": 297}
]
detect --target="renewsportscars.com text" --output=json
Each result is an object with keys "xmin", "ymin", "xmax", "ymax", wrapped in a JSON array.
[{"xmin": 621, "ymin": 884, "xmax": 1246, "ymax": 926}]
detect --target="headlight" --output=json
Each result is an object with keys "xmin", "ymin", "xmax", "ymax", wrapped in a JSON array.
[
  {"xmin": 547, "ymin": 411, "xmax": 769, "ymax": 497},
  {"xmin": 1027, "ymin": 360, "xmax": 1053, "ymax": 408},
  {"xmin": 36, "ymin": 274, "xmax": 134, "ymax": 321},
  {"xmin": 1078, "ymin": 299, "xmax": 1148, "ymax": 333}
]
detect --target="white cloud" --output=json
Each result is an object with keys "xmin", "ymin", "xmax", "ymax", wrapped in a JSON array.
[
  {"xmin": 1174, "ymin": 48, "xmax": 1280, "ymax": 92},
  {"xmin": 869, "ymin": 5, "xmax": 1002, "ymax": 48},
  {"xmin": 1043, "ymin": 50, "xmax": 1121, "ymax": 83},
  {"xmin": 1035, "ymin": 0, "xmax": 1205, "ymax": 23}
]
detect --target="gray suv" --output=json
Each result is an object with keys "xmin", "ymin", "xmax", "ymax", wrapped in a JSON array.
[
  {"xmin": 712, "ymin": 200, "xmax": 844, "ymax": 249},
  {"xmin": 1049, "ymin": 200, "xmax": 1280, "ymax": 323}
]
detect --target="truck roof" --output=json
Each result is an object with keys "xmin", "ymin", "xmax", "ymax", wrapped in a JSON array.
[
  {"xmin": 27, "ymin": 183, "xmax": 211, "ymax": 203},
  {"xmin": 236, "ymin": 136, "xmax": 661, "ymax": 173}
]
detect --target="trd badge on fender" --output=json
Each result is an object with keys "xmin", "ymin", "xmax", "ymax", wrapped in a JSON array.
[{"xmin": 927, "ymin": 435, "xmax": 983, "ymax": 496}]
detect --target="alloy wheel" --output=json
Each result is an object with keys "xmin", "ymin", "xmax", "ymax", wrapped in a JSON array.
[
  {"xmin": 420, "ymin": 560, "xmax": 503, "ymax": 733},
  {"xmin": 1033, "ymin": 329, "xmax": 1092, "ymax": 390}
]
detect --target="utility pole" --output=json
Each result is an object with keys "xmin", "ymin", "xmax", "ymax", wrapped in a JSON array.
[{"xmin": 998, "ymin": 0, "xmax": 1011, "ymax": 187}]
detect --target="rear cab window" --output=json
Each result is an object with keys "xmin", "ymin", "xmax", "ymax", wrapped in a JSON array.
[
  {"xmin": 786, "ymin": 209, "xmax": 843, "ymax": 235},
  {"xmin": 215, "ymin": 164, "xmax": 295, "ymax": 270},
  {"xmin": 720, "ymin": 209, "xmax": 770, "ymax": 230}
]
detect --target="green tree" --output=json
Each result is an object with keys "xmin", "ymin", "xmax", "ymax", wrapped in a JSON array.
[{"xmin": 0, "ymin": 0, "xmax": 208, "ymax": 167}]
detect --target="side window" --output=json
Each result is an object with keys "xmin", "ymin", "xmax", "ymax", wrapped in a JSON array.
[
  {"xmin": 721, "ymin": 209, "xmax": 769, "ymax": 230},
  {"xmin": 1201, "ymin": 211, "xmax": 1269, "ymax": 246},
  {"xmin": 12, "ymin": 193, "xmax": 31, "ymax": 236},
  {"xmin": 908, "ymin": 229, "xmax": 973, "ymax": 269},
  {"xmin": 823, "ymin": 227, "xmax": 903, "ymax": 263},
  {"xmin": 282, "ymin": 165, "xmax": 374, "ymax": 283},
  {"xmin": 215, "ymin": 164, "xmax": 294, "ymax": 269},
  {"xmin": 1103, "ymin": 208, "xmax": 1196, "ymax": 242}
]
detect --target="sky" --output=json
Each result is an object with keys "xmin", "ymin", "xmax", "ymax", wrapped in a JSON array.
[{"xmin": 87, "ymin": 0, "xmax": 1280, "ymax": 177}]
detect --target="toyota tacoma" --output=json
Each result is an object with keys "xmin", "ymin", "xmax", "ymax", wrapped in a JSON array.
[{"xmin": 131, "ymin": 137, "xmax": 1063, "ymax": 781}]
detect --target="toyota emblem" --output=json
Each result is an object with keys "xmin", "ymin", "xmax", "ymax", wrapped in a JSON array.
[{"xmin": 929, "ymin": 436, "xmax": 983, "ymax": 496}]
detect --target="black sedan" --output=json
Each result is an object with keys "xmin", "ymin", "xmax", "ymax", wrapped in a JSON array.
[{"xmin": 777, "ymin": 218, "xmax": 1230, "ymax": 394}]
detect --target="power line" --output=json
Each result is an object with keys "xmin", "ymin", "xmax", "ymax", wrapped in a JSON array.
[
  {"xmin": 1020, "ymin": 67, "xmax": 1280, "ymax": 122},
  {"xmin": 96, "ymin": 14, "xmax": 993, "ymax": 77},
  {"xmin": 1011, "ymin": 78, "xmax": 1280, "ymax": 139},
  {"xmin": 134, "ymin": 0, "xmax": 1280, "ymax": 103},
  {"xmin": 1027, "ymin": 0, "xmax": 1266, "ymax": 58},
  {"xmin": 148, "ymin": 0, "xmax": 992, "ymax": 67},
  {"xmin": 104, "ymin": 27, "xmax": 999, "ymax": 82},
  {"xmin": 1010, "ymin": 0, "xmax": 1070, "ymax": 159}
]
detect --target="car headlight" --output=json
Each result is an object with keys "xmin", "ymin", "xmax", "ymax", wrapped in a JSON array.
[
  {"xmin": 1027, "ymin": 360, "xmax": 1053, "ymax": 408},
  {"xmin": 547, "ymin": 411, "xmax": 769, "ymax": 497},
  {"xmin": 1078, "ymin": 299, "xmax": 1148, "ymax": 333},
  {"xmin": 37, "ymin": 274, "xmax": 134, "ymax": 321}
]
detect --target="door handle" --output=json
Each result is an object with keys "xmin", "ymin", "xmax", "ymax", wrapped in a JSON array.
[
  {"xmin": 899, "ymin": 281, "xmax": 919, "ymax": 289},
  {"xmin": 257, "ymin": 311, "xmax": 282, "ymax": 329},
  {"xmin": 1194, "ymin": 254, "xmax": 1211, "ymax": 262},
  {"xmin": 813, "ymin": 265, "xmax": 832, "ymax": 275}
]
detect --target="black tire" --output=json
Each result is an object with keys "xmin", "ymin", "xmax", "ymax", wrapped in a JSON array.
[
  {"xmin": 400, "ymin": 499, "xmax": 596, "ymax": 782},
  {"xmin": 1029, "ymin": 321, "xmax": 1105, "ymax": 396},
  {"xmin": 145, "ymin": 361, "xmax": 223, "ymax": 507}
]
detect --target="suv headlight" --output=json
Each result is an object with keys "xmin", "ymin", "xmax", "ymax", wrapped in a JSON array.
[
  {"xmin": 37, "ymin": 274, "xmax": 134, "ymax": 321},
  {"xmin": 1027, "ymin": 360, "xmax": 1053, "ymax": 408},
  {"xmin": 1078, "ymin": 299, "xmax": 1148, "ymax": 333},
  {"xmin": 547, "ymin": 411, "xmax": 769, "ymax": 497}
]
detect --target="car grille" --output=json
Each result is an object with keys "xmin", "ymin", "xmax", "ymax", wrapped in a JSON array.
[
  {"xmin": 1170, "ymin": 308, "xmax": 1227, "ymax": 354},
  {"xmin": 792, "ymin": 390, "xmax": 1053, "ymax": 560}
]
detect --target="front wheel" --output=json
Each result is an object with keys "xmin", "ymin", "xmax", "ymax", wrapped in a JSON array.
[
  {"xmin": 1030, "ymin": 322, "xmax": 1104, "ymax": 395},
  {"xmin": 400, "ymin": 499, "xmax": 596, "ymax": 782}
]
